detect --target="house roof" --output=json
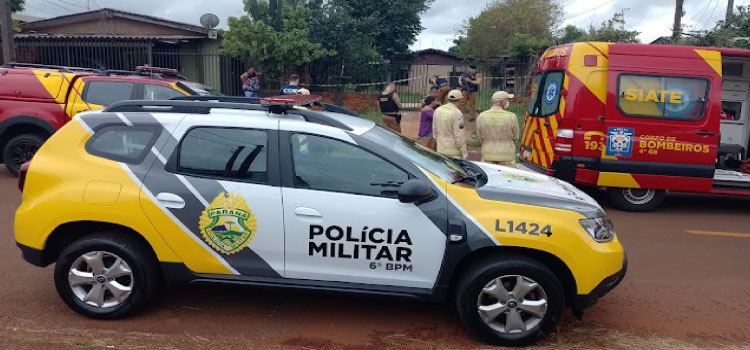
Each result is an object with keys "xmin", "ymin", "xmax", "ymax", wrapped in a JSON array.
[
  {"xmin": 21, "ymin": 8, "xmax": 209, "ymax": 35},
  {"xmin": 12, "ymin": 13, "xmax": 44, "ymax": 24},
  {"xmin": 15, "ymin": 34, "xmax": 207, "ymax": 41},
  {"xmin": 413, "ymin": 48, "xmax": 462, "ymax": 65}
]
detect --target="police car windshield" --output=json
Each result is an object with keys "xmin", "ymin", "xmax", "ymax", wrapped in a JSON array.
[{"xmin": 363, "ymin": 127, "xmax": 468, "ymax": 182}]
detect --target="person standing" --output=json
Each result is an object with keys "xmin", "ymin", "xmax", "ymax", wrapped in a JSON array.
[
  {"xmin": 476, "ymin": 91, "xmax": 520, "ymax": 166},
  {"xmin": 459, "ymin": 65, "xmax": 482, "ymax": 120},
  {"xmin": 419, "ymin": 95, "xmax": 438, "ymax": 150},
  {"xmin": 433, "ymin": 90, "xmax": 468, "ymax": 159},
  {"xmin": 429, "ymin": 75, "xmax": 450, "ymax": 104},
  {"xmin": 280, "ymin": 74, "xmax": 301, "ymax": 95},
  {"xmin": 378, "ymin": 82, "xmax": 403, "ymax": 133},
  {"xmin": 240, "ymin": 66, "xmax": 262, "ymax": 98}
]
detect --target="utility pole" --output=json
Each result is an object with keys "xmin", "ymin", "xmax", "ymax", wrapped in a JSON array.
[
  {"xmin": 0, "ymin": 0, "xmax": 15, "ymax": 64},
  {"xmin": 726, "ymin": 0, "xmax": 735, "ymax": 25},
  {"xmin": 672, "ymin": 0, "xmax": 684, "ymax": 44}
]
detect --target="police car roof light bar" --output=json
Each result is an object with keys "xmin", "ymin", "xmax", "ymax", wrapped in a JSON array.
[
  {"xmin": 104, "ymin": 100, "xmax": 353, "ymax": 131},
  {"xmin": 170, "ymin": 95, "xmax": 361, "ymax": 118}
]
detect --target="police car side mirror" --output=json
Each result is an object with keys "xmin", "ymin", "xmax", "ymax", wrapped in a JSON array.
[{"xmin": 398, "ymin": 179, "xmax": 436, "ymax": 204}]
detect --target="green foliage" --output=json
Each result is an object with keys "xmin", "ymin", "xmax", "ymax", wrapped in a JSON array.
[
  {"xmin": 453, "ymin": 0, "xmax": 562, "ymax": 59},
  {"xmin": 507, "ymin": 33, "xmax": 552, "ymax": 57},
  {"xmin": 11, "ymin": 0, "xmax": 24, "ymax": 12},
  {"xmin": 221, "ymin": 0, "xmax": 333, "ymax": 77},
  {"xmin": 558, "ymin": 13, "xmax": 639, "ymax": 44},
  {"xmin": 690, "ymin": 6, "xmax": 750, "ymax": 48}
]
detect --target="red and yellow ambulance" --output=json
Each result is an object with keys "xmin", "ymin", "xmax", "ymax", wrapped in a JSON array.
[{"xmin": 521, "ymin": 42, "xmax": 750, "ymax": 211}]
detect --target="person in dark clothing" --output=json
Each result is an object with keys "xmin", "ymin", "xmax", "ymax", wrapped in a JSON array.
[
  {"xmin": 378, "ymin": 82, "xmax": 403, "ymax": 133},
  {"xmin": 429, "ymin": 75, "xmax": 450, "ymax": 104},
  {"xmin": 459, "ymin": 65, "xmax": 482, "ymax": 119},
  {"xmin": 240, "ymin": 66, "xmax": 262, "ymax": 98},
  {"xmin": 279, "ymin": 74, "xmax": 301, "ymax": 95}
]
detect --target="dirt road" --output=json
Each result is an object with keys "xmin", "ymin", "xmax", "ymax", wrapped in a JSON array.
[{"xmin": 2, "ymin": 114, "xmax": 750, "ymax": 349}]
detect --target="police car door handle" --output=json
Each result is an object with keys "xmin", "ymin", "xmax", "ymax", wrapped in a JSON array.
[
  {"xmin": 294, "ymin": 207, "xmax": 322, "ymax": 218},
  {"xmin": 156, "ymin": 192, "xmax": 186, "ymax": 209}
]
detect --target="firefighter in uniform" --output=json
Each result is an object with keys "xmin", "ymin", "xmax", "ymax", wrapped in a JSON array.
[
  {"xmin": 433, "ymin": 89, "xmax": 468, "ymax": 159},
  {"xmin": 476, "ymin": 91, "xmax": 519, "ymax": 166},
  {"xmin": 378, "ymin": 82, "xmax": 403, "ymax": 133}
]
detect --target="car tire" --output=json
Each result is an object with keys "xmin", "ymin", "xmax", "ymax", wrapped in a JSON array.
[
  {"xmin": 3, "ymin": 133, "xmax": 45, "ymax": 176},
  {"xmin": 53, "ymin": 233, "xmax": 161, "ymax": 319},
  {"xmin": 607, "ymin": 187, "xmax": 665, "ymax": 212},
  {"xmin": 455, "ymin": 256, "xmax": 564, "ymax": 346}
]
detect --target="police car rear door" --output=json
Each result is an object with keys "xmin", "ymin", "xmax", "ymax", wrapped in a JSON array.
[
  {"xmin": 140, "ymin": 112, "xmax": 285, "ymax": 278},
  {"xmin": 278, "ymin": 118, "xmax": 447, "ymax": 289}
]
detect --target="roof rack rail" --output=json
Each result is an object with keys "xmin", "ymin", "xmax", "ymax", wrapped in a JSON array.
[
  {"xmin": 2, "ymin": 62, "xmax": 102, "ymax": 73},
  {"xmin": 170, "ymin": 95, "xmax": 361, "ymax": 117},
  {"xmin": 104, "ymin": 100, "xmax": 354, "ymax": 131},
  {"xmin": 100, "ymin": 69, "xmax": 187, "ymax": 80}
]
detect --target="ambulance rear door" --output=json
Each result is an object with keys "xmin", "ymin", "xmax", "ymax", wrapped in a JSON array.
[{"xmin": 601, "ymin": 64, "xmax": 720, "ymax": 192}]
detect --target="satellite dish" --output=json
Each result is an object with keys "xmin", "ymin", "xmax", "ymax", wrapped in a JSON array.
[{"xmin": 200, "ymin": 13, "xmax": 220, "ymax": 29}]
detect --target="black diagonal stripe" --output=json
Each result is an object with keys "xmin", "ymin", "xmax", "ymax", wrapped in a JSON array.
[{"xmin": 119, "ymin": 112, "xmax": 281, "ymax": 277}]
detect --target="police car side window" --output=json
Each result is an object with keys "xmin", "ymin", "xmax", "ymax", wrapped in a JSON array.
[
  {"xmin": 178, "ymin": 127, "xmax": 268, "ymax": 184},
  {"xmin": 290, "ymin": 134, "xmax": 409, "ymax": 198},
  {"xmin": 144, "ymin": 84, "xmax": 185, "ymax": 100},
  {"xmin": 85, "ymin": 126, "xmax": 159, "ymax": 164},
  {"xmin": 83, "ymin": 81, "xmax": 135, "ymax": 106}
]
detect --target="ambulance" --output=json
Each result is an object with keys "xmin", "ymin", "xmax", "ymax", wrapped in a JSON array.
[{"xmin": 521, "ymin": 42, "xmax": 750, "ymax": 211}]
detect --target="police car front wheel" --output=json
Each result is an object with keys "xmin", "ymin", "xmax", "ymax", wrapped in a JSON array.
[
  {"xmin": 455, "ymin": 256, "xmax": 564, "ymax": 346},
  {"xmin": 53, "ymin": 233, "xmax": 161, "ymax": 319}
]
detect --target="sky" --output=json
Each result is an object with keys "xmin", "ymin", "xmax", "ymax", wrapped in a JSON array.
[{"xmin": 17, "ymin": 0, "xmax": 748, "ymax": 51}]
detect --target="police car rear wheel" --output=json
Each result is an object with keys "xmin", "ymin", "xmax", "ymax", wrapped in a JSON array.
[
  {"xmin": 455, "ymin": 256, "xmax": 564, "ymax": 346},
  {"xmin": 53, "ymin": 233, "xmax": 160, "ymax": 319},
  {"xmin": 3, "ymin": 133, "xmax": 45, "ymax": 176},
  {"xmin": 608, "ymin": 188, "xmax": 665, "ymax": 212}
]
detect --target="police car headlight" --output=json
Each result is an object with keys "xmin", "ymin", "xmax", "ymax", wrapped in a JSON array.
[{"xmin": 579, "ymin": 217, "xmax": 615, "ymax": 242}]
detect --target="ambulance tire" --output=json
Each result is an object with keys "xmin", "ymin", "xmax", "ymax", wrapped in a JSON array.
[
  {"xmin": 455, "ymin": 256, "xmax": 564, "ymax": 346},
  {"xmin": 607, "ymin": 187, "xmax": 665, "ymax": 212},
  {"xmin": 54, "ymin": 233, "xmax": 161, "ymax": 319},
  {"xmin": 3, "ymin": 133, "xmax": 45, "ymax": 176}
]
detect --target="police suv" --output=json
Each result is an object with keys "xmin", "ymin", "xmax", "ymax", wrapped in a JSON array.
[{"xmin": 14, "ymin": 96, "xmax": 626, "ymax": 345}]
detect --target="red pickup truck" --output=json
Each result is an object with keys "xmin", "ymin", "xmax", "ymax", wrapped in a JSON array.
[{"xmin": 0, "ymin": 63, "xmax": 217, "ymax": 174}]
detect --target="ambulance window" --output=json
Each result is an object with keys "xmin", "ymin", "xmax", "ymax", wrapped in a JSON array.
[
  {"xmin": 83, "ymin": 81, "xmax": 135, "ymax": 106},
  {"xmin": 617, "ymin": 74, "xmax": 709, "ymax": 120},
  {"xmin": 178, "ymin": 127, "xmax": 268, "ymax": 183},
  {"xmin": 527, "ymin": 74, "xmax": 542, "ymax": 115},
  {"xmin": 540, "ymin": 71, "xmax": 563, "ymax": 116},
  {"xmin": 290, "ymin": 134, "xmax": 409, "ymax": 198}
]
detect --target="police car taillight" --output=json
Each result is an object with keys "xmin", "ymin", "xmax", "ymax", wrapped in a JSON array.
[{"xmin": 554, "ymin": 129, "xmax": 574, "ymax": 154}]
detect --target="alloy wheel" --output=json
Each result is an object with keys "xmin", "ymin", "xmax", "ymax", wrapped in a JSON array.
[
  {"xmin": 68, "ymin": 251, "xmax": 134, "ymax": 308},
  {"xmin": 476, "ymin": 275, "xmax": 548, "ymax": 334}
]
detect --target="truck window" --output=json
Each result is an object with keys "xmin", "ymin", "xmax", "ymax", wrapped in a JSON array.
[
  {"xmin": 617, "ymin": 74, "xmax": 709, "ymax": 121},
  {"xmin": 526, "ymin": 71, "xmax": 563, "ymax": 117},
  {"xmin": 83, "ymin": 81, "xmax": 135, "ymax": 106}
]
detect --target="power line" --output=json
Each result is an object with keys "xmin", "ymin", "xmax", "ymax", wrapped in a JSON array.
[
  {"xmin": 700, "ymin": 0, "xmax": 723, "ymax": 30},
  {"xmin": 688, "ymin": 0, "xmax": 715, "ymax": 29},
  {"xmin": 57, "ymin": 0, "xmax": 89, "ymax": 10},
  {"xmin": 564, "ymin": 0, "xmax": 617, "ymax": 21},
  {"xmin": 37, "ymin": 0, "xmax": 76, "ymax": 12}
]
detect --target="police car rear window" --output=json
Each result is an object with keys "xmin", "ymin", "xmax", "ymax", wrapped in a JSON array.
[
  {"xmin": 85, "ymin": 125, "xmax": 159, "ymax": 164},
  {"xmin": 617, "ymin": 74, "xmax": 709, "ymax": 120}
]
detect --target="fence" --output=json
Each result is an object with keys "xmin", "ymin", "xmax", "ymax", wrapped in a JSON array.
[{"xmin": 12, "ymin": 39, "xmax": 536, "ymax": 111}]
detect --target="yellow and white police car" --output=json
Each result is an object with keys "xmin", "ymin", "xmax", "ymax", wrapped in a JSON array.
[{"xmin": 14, "ymin": 96, "xmax": 625, "ymax": 345}]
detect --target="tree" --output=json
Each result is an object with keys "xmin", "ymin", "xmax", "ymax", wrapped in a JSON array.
[
  {"xmin": 10, "ymin": 0, "xmax": 24, "ymax": 12},
  {"xmin": 557, "ymin": 13, "xmax": 639, "ymax": 44},
  {"xmin": 221, "ymin": 0, "xmax": 332, "ymax": 80},
  {"xmin": 690, "ymin": 6, "xmax": 750, "ymax": 48},
  {"xmin": 454, "ymin": 0, "xmax": 562, "ymax": 59}
]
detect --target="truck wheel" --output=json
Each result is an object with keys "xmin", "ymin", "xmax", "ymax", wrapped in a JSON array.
[
  {"xmin": 607, "ymin": 187, "xmax": 665, "ymax": 212},
  {"xmin": 3, "ymin": 134, "xmax": 45, "ymax": 176},
  {"xmin": 53, "ymin": 233, "xmax": 161, "ymax": 319},
  {"xmin": 455, "ymin": 256, "xmax": 564, "ymax": 346}
]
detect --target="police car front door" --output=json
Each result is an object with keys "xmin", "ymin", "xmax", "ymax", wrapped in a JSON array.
[{"xmin": 280, "ymin": 131, "xmax": 447, "ymax": 289}]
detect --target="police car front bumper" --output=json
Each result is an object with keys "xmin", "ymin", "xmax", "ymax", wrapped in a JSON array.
[{"xmin": 572, "ymin": 254, "xmax": 627, "ymax": 315}]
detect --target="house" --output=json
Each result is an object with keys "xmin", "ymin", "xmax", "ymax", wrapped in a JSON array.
[
  {"xmin": 407, "ymin": 49, "xmax": 463, "ymax": 87},
  {"xmin": 7, "ymin": 8, "xmax": 246, "ymax": 94}
]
